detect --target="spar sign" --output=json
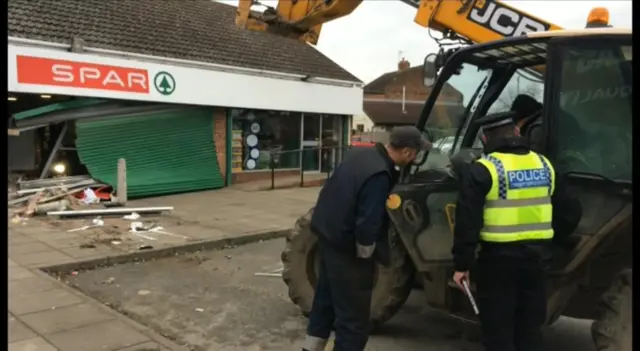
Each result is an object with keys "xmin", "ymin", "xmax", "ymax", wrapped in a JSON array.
[{"xmin": 15, "ymin": 55, "xmax": 175, "ymax": 95}]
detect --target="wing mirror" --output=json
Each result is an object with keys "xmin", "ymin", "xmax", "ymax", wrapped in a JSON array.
[{"xmin": 423, "ymin": 53, "xmax": 438, "ymax": 87}]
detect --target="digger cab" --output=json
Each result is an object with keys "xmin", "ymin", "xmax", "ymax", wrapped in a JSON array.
[{"xmin": 387, "ymin": 28, "xmax": 632, "ymax": 321}]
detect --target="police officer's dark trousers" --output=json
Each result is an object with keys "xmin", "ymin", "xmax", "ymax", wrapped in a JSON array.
[
  {"xmin": 306, "ymin": 237, "xmax": 375, "ymax": 351},
  {"xmin": 476, "ymin": 253, "xmax": 547, "ymax": 351}
]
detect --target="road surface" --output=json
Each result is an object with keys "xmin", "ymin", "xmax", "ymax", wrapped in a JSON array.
[{"xmin": 67, "ymin": 238, "xmax": 596, "ymax": 351}]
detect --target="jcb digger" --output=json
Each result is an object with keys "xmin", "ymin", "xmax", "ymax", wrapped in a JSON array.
[{"xmin": 236, "ymin": 1, "xmax": 632, "ymax": 350}]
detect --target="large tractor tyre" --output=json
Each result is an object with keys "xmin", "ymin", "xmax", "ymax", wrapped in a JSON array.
[
  {"xmin": 591, "ymin": 269, "xmax": 632, "ymax": 351},
  {"xmin": 281, "ymin": 208, "xmax": 415, "ymax": 328}
]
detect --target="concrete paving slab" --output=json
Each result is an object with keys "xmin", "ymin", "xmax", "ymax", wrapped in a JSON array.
[
  {"xmin": 8, "ymin": 233, "xmax": 38, "ymax": 245},
  {"xmin": 8, "ymin": 337, "xmax": 58, "ymax": 351},
  {"xmin": 9, "ymin": 289, "xmax": 83, "ymax": 315},
  {"xmin": 46, "ymin": 320, "xmax": 149, "ymax": 351},
  {"xmin": 10, "ymin": 250, "xmax": 74, "ymax": 268},
  {"xmin": 19, "ymin": 303, "xmax": 116, "ymax": 335},
  {"xmin": 9, "ymin": 266, "xmax": 37, "ymax": 281},
  {"xmin": 9, "ymin": 277, "xmax": 58, "ymax": 297},
  {"xmin": 45, "ymin": 237, "xmax": 91, "ymax": 250},
  {"xmin": 21, "ymin": 231, "xmax": 81, "ymax": 242},
  {"xmin": 59, "ymin": 245, "xmax": 116, "ymax": 260},
  {"xmin": 9, "ymin": 242, "xmax": 54, "ymax": 255},
  {"xmin": 115, "ymin": 341, "xmax": 168, "ymax": 351},
  {"xmin": 8, "ymin": 315, "xmax": 37, "ymax": 343},
  {"xmin": 7, "ymin": 187, "xmax": 322, "ymax": 351}
]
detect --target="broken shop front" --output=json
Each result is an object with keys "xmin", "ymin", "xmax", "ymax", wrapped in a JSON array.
[
  {"xmin": 7, "ymin": 39, "xmax": 362, "ymax": 196},
  {"xmin": 9, "ymin": 98, "xmax": 227, "ymax": 199}
]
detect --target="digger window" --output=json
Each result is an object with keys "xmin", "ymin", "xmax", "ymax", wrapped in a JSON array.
[
  {"xmin": 551, "ymin": 40, "xmax": 632, "ymax": 182},
  {"xmin": 418, "ymin": 63, "xmax": 493, "ymax": 171}
]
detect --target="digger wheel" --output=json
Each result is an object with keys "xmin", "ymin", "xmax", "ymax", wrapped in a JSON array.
[
  {"xmin": 591, "ymin": 269, "xmax": 632, "ymax": 351},
  {"xmin": 281, "ymin": 208, "xmax": 415, "ymax": 328}
]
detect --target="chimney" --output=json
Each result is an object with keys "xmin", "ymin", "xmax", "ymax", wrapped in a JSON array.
[{"xmin": 398, "ymin": 57, "xmax": 410, "ymax": 71}]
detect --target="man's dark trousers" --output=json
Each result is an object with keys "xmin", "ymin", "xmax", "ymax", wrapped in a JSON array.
[
  {"xmin": 306, "ymin": 238, "xmax": 375, "ymax": 351},
  {"xmin": 476, "ymin": 254, "xmax": 547, "ymax": 351}
]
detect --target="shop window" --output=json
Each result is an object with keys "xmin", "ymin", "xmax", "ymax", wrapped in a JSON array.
[{"xmin": 231, "ymin": 109, "xmax": 301, "ymax": 171}]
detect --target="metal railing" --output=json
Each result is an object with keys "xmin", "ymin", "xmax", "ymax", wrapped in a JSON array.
[{"xmin": 267, "ymin": 145, "xmax": 356, "ymax": 190}]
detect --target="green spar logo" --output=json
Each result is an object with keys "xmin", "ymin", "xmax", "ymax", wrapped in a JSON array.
[{"xmin": 153, "ymin": 71, "xmax": 176, "ymax": 95}]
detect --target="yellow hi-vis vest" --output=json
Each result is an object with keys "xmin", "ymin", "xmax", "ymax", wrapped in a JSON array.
[{"xmin": 475, "ymin": 151, "xmax": 556, "ymax": 243}]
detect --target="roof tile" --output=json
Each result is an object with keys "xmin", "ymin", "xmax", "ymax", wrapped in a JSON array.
[
  {"xmin": 363, "ymin": 100, "xmax": 465, "ymax": 126},
  {"xmin": 8, "ymin": 0, "xmax": 360, "ymax": 82}
]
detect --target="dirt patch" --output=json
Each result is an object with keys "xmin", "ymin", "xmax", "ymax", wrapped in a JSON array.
[
  {"xmin": 60, "ymin": 239, "xmax": 596, "ymax": 351},
  {"xmin": 63, "ymin": 239, "xmax": 306, "ymax": 351}
]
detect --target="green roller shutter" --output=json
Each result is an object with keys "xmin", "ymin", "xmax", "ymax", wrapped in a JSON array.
[{"xmin": 75, "ymin": 107, "xmax": 224, "ymax": 198}]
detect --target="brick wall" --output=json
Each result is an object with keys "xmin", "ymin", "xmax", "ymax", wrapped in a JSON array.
[
  {"xmin": 367, "ymin": 64, "xmax": 463, "ymax": 103},
  {"xmin": 232, "ymin": 169, "xmax": 300, "ymax": 184},
  {"xmin": 212, "ymin": 107, "xmax": 227, "ymax": 184}
]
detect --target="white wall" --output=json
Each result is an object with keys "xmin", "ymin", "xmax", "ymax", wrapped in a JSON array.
[{"xmin": 352, "ymin": 114, "xmax": 374, "ymax": 131}]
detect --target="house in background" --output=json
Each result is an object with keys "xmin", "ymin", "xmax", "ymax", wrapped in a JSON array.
[{"xmin": 354, "ymin": 58, "xmax": 465, "ymax": 143}]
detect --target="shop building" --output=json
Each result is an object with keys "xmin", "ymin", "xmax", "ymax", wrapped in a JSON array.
[{"xmin": 7, "ymin": 0, "xmax": 362, "ymax": 197}]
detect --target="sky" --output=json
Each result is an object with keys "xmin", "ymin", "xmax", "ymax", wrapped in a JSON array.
[{"xmin": 222, "ymin": 0, "xmax": 632, "ymax": 83}]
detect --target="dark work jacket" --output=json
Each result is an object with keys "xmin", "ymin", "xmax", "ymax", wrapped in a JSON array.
[
  {"xmin": 451, "ymin": 137, "xmax": 582, "ymax": 271},
  {"xmin": 520, "ymin": 115, "xmax": 544, "ymax": 154},
  {"xmin": 311, "ymin": 143, "xmax": 397, "ymax": 265}
]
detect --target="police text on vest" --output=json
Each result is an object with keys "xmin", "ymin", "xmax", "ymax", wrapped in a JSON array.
[{"xmin": 507, "ymin": 168, "xmax": 549, "ymax": 189}]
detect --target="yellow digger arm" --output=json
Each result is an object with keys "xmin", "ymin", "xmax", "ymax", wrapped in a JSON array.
[{"xmin": 235, "ymin": 0, "xmax": 563, "ymax": 45}]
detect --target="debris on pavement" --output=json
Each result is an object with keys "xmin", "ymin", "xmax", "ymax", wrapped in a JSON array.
[
  {"xmin": 254, "ymin": 266, "xmax": 284, "ymax": 278},
  {"xmin": 123, "ymin": 212, "xmax": 141, "ymax": 220},
  {"xmin": 81, "ymin": 188, "xmax": 100, "ymax": 204},
  {"xmin": 102, "ymin": 277, "xmax": 116, "ymax": 285},
  {"xmin": 47, "ymin": 206, "xmax": 174, "ymax": 218},
  {"xmin": 71, "ymin": 271, "xmax": 79, "ymax": 276},
  {"xmin": 8, "ymin": 175, "xmax": 111, "ymax": 220},
  {"xmin": 137, "ymin": 289, "xmax": 151, "ymax": 296},
  {"xmin": 34, "ymin": 200, "xmax": 70, "ymax": 215},
  {"xmin": 195, "ymin": 308, "xmax": 205, "ymax": 312},
  {"xmin": 67, "ymin": 217, "xmax": 105, "ymax": 232},
  {"xmin": 139, "ymin": 245, "xmax": 154, "ymax": 250}
]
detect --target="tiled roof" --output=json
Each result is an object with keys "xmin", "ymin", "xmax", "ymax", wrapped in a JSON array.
[
  {"xmin": 363, "ymin": 99, "xmax": 465, "ymax": 126},
  {"xmin": 364, "ymin": 66, "xmax": 422, "ymax": 93},
  {"xmin": 8, "ymin": 0, "xmax": 360, "ymax": 82}
]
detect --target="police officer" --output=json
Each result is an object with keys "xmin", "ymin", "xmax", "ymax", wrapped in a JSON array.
[
  {"xmin": 303, "ymin": 126, "xmax": 431, "ymax": 351},
  {"xmin": 451, "ymin": 112, "xmax": 581, "ymax": 351}
]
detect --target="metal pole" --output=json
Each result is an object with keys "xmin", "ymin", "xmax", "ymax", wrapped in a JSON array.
[
  {"xmin": 300, "ymin": 149, "xmax": 305, "ymax": 187},
  {"xmin": 117, "ymin": 158, "xmax": 127, "ymax": 204},
  {"xmin": 39, "ymin": 123, "xmax": 68, "ymax": 179},
  {"xmin": 270, "ymin": 155, "xmax": 275, "ymax": 190}
]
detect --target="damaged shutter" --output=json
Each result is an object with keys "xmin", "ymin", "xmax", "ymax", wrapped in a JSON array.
[{"xmin": 75, "ymin": 107, "xmax": 224, "ymax": 198}]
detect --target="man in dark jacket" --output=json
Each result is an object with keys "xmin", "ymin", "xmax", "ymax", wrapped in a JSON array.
[
  {"xmin": 511, "ymin": 94, "xmax": 543, "ymax": 153},
  {"xmin": 303, "ymin": 126, "xmax": 431, "ymax": 351},
  {"xmin": 451, "ymin": 112, "xmax": 582, "ymax": 351}
]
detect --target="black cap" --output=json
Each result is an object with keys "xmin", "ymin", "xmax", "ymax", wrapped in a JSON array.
[
  {"xmin": 475, "ymin": 111, "xmax": 517, "ymax": 132},
  {"xmin": 388, "ymin": 126, "xmax": 431, "ymax": 151},
  {"xmin": 511, "ymin": 94, "xmax": 542, "ymax": 122}
]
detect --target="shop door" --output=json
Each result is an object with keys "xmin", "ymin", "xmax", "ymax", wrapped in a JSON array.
[
  {"xmin": 301, "ymin": 113, "xmax": 321, "ymax": 172},
  {"xmin": 320, "ymin": 114, "xmax": 342, "ymax": 173}
]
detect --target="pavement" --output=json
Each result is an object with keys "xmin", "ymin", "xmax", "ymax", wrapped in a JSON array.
[{"xmin": 8, "ymin": 187, "xmax": 320, "ymax": 351}]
